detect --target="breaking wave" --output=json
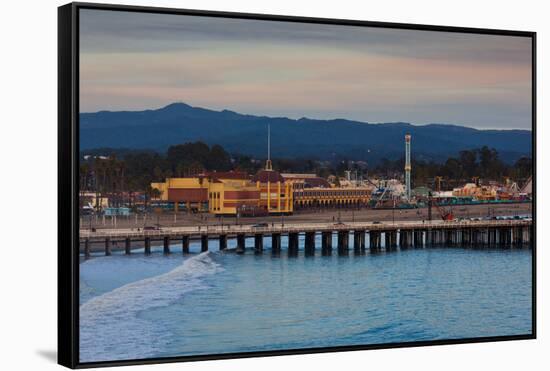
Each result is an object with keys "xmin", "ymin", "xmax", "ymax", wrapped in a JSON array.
[{"xmin": 79, "ymin": 252, "xmax": 223, "ymax": 363}]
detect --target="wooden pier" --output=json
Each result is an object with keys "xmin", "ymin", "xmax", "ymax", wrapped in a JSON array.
[{"xmin": 79, "ymin": 219, "xmax": 533, "ymax": 258}]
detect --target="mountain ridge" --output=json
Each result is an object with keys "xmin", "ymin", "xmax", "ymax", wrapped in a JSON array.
[{"xmin": 80, "ymin": 102, "xmax": 532, "ymax": 164}]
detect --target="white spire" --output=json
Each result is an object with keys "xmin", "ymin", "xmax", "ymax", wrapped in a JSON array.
[{"xmin": 266, "ymin": 124, "xmax": 273, "ymax": 170}]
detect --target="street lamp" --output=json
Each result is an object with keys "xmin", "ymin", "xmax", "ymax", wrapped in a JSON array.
[{"xmin": 392, "ymin": 199, "xmax": 396, "ymax": 224}]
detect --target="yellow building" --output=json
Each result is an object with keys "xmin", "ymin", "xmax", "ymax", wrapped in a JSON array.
[
  {"xmin": 151, "ymin": 170, "xmax": 293, "ymax": 215},
  {"xmin": 252, "ymin": 167, "xmax": 293, "ymax": 215},
  {"xmin": 151, "ymin": 177, "xmax": 210, "ymax": 212},
  {"xmin": 207, "ymin": 179, "xmax": 262, "ymax": 215}
]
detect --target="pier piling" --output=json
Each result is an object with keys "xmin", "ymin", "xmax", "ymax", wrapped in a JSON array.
[
  {"xmin": 369, "ymin": 231, "xmax": 381, "ymax": 251},
  {"xmin": 201, "ymin": 235, "xmax": 208, "ymax": 252},
  {"xmin": 144, "ymin": 237, "xmax": 151, "ymax": 255},
  {"xmin": 84, "ymin": 238, "xmax": 90, "ymax": 258},
  {"xmin": 236, "ymin": 234, "xmax": 245, "ymax": 254},
  {"xmin": 80, "ymin": 219, "xmax": 532, "ymax": 257},
  {"xmin": 321, "ymin": 231, "xmax": 332, "ymax": 255},
  {"xmin": 272, "ymin": 233, "xmax": 281, "ymax": 255},
  {"xmin": 254, "ymin": 234, "xmax": 264, "ymax": 253},
  {"xmin": 414, "ymin": 230, "xmax": 423, "ymax": 247},
  {"xmin": 353, "ymin": 230, "xmax": 364, "ymax": 254},
  {"xmin": 125, "ymin": 237, "xmax": 131, "ymax": 255},
  {"xmin": 182, "ymin": 235, "xmax": 189, "ymax": 254},
  {"xmin": 288, "ymin": 232, "xmax": 299, "ymax": 256},
  {"xmin": 338, "ymin": 230, "xmax": 349, "ymax": 255},
  {"xmin": 105, "ymin": 237, "xmax": 111, "ymax": 256},
  {"xmin": 219, "ymin": 234, "xmax": 227, "ymax": 250},
  {"xmin": 305, "ymin": 231, "xmax": 316, "ymax": 256}
]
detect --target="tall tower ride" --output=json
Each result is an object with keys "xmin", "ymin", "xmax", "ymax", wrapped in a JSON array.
[{"xmin": 405, "ymin": 134, "xmax": 411, "ymax": 201}]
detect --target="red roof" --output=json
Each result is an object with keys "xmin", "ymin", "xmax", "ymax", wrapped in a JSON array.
[
  {"xmin": 304, "ymin": 177, "xmax": 331, "ymax": 188},
  {"xmin": 203, "ymin": 171, "xmax": 250, "ymax": 180},
  {"xmin": 252, "ymin": 170, "xmax": 285, "ymax": 183}
]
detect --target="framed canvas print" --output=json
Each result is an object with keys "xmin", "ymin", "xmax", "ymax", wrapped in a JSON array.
[{"xmin": 58, "ymin": 2, "xmax": 536, "ymax": 368}]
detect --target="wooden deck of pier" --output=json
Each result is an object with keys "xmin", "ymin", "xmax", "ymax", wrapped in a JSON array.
[{"xmin": 79, "ymin": 219, "xmax": 533, "ymax": 257}]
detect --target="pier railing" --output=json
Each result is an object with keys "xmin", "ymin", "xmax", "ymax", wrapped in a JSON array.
[
  {"xmin": 79, "ymin": 219, "xmax": 533, "ymax": 257},
  {"xmin": 80, "ymin": 219, "xmax": 532, "ymax": 240}
]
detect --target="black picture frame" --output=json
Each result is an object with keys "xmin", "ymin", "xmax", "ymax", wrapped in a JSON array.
[{"xmin": 58, "ymin": 2, "xmax": 537, "ymax": 368}]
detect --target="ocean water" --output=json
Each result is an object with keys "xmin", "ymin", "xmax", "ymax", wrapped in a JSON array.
[{"xmin": 79, "ymin": 235, "xmax": 532, "ymax": 363}]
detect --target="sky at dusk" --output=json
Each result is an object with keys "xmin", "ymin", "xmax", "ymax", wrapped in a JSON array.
[{"xmin": 79, "ymin": 9, "xmax": 533, "ymax": 130}]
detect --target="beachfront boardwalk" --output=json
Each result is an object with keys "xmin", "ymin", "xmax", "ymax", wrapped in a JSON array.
[{"xmin": 79, "ymin": 219, "xmax": 533, "ymax": 257}]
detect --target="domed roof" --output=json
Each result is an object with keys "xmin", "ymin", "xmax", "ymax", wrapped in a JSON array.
[{"xmin": 252, "ymin": 169, "xmax": 285, "ymax": 183}]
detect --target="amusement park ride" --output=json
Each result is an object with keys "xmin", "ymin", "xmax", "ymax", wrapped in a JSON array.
[{"xmin": 430, "ymin": 195, "xmax": 454, "ymax": 221}]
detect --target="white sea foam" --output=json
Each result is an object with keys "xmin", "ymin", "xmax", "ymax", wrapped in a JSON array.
[{"xmin": 79, "ymin": 252, "xmax": 223, "ymax": 363}]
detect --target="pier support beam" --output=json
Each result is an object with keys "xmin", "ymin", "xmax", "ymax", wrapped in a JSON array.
[
  {"xmin": 254, "ymin": 234, "xmax": 264, "ymax": 253},
  {"xmin": 430, "ymin": 229, "xmax": 439, "ymax": 246},
  {"xmin": 414, "ymin": 230, "xmax": 423, "ymax": 247},
  {"xmin": 104, "ymin": 237, "xmax": 111, "ymax": 256},
  {"xmin": 369, "ymin": 231, "xmax": 381, "ymax": 252},
  {"xmin": 513, "ymin": 227, "xmax": 522, "ymax": 246},
  {"xmin": 390, "ymin": 231, "xmax": 398, "ymax": 249},
  {"xmin": 360, "ymin": 230, "xmax": 366, "ymax": 251},
  {"xmin": 236, "ymin": 234, "xmax": 245, "ymax": 254},
  {"xmin": 471, "ymin": 229, "xmax": 478, "ymax": 247},
  {"xmin": 182, "ymin": 235, "xmax": 189, "ymax": 254},
  {"xmin": 384, "ymin": 231, "xmax": 393, "ymax": 250},
  {"xmin": 288, "ymin": 232, "xmax": 299, "ymax": 256},
  {"xmin": 461, "ymin": 229, "xmax": 469, "ymax": 247},
  {"xmin": 163, "ymin": 236, "xmax": 170, "ymax": 254},
  {"xmin": 305, "ymin": 232, "xmax": 316, "ymax": 256},
  {"xmin": 201, "ymin": 235, "xmax": 208, "ymax": 252},
  {"xmin": 400, "ymin": 230, "xmax": 411, "ymax": 249},
  {"xmin": 425, "ymin": 229, "xmax": 432, "ymax": 246},
  {"xmin": 272, "ymin": 233, "xmax": 281, "ymax": 255},
  {"xmin": 445, "ymin": 230, "xmax": 453, "ymax": 246},
  {"xmin": 321, "ymin": 231, "xmax": 332, "ymax": 255},
  {"xmin": 337, "ymin": 230, "xmax": 349, "ymax": 254},
  {"xmin": 353, "ymin": 230, "xmax": 364, "ymax": 254},
  {"xmin": 144, "ymin": 237, "xmax": 151, "ymax": 255},
  {"xmin": 219, "ymin": 234, "xmax": 227, "ymax": 250},
  {"xmin": 505, "ymin": 228, "xmax": 512, "ymax": 246},
  {"xmin": 125, "ymin": 238, "xmax": 131, "ymax": 255},
  {"xmin": 84, "ymin": 238, "xmax": 90, "ymax": 258},
  {"xmin": 497, "ymin": 228, "xmax": 505, "ymax": 246}
]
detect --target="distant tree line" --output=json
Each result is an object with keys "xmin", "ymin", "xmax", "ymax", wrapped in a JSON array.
[
  {"xmin": 80, "ymin": 143, "xmax": 532, "ymax": 201},
  {"xmin": 80, "ymin": 142, "xmax": 233, "ymax": 199},
  {"xmin": 373, "ymin": 146, "xmax": 532, "ymax": 189}
]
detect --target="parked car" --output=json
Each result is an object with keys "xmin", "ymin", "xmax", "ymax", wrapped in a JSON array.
[
  {"xmin": 143, "ymin": 225, "xmax": 160, "ymax": 231},
  {"xmin": 252, "ymin": 223, "xmax": 268, "ymax": 228}
]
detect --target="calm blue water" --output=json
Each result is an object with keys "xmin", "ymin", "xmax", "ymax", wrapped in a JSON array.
[{"xmin": 79, "ymin": 235, "xmax": 532, "ymax": 363}]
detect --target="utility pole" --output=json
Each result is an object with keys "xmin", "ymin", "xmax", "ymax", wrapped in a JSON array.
[
  {"xmin": 428, "ymin": 192, "xmax": 433, "ymax": 222},
  {"xmin": 435, "ymin": 176, "xmax": 443, "ymax": 192}
]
